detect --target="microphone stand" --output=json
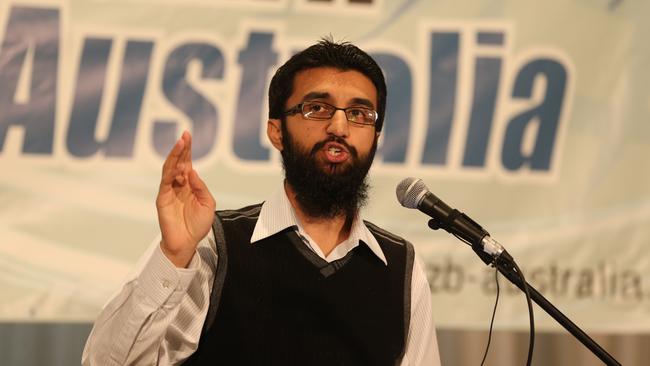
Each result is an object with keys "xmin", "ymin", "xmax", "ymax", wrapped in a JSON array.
[
  {"xmin": 470, "ymin": 241, "xmax": 622, "ymax": 366},
  {"xmin": 407, "ymin": 184, "xmax": 624, "ymax": 365},
  {"xmin": 424, "ymin": 216, "xmax": 622, "ymax": 365}
]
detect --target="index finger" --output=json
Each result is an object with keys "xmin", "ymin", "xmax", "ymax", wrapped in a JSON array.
[
  {"xmin": 178, "ymin": 131, "xmax": 193, "ymax": 172},
  {"xmin": 161, "ymin": 135, "xmax": 186, "ymax": 184}
]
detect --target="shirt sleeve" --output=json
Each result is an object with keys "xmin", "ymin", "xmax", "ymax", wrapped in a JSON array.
[
  {"xmin": 81, "ymin": 232, "xmax": 217, "ymax": 366},
  {"xmin": 401, "ymin": 254, "xmax": 441, "ymax": 366}
]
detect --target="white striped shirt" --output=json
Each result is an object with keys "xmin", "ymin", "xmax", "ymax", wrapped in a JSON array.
[{"xmin": 82, "ymin": 187, "xmax": 441, "ymax": 365}]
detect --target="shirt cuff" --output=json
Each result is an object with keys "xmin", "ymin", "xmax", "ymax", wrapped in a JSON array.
[{"xmin": 136, "ymin": 244, "xmax": 199, "ymax": 307}]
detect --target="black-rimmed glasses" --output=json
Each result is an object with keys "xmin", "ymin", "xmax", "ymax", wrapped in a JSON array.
[{"xmin": 284, "ymin": 101, "xmax": 378, "ymax": 126}]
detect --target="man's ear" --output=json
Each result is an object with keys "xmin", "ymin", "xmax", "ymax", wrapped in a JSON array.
[{"xmin": 267, "ymin": 119, "xmax": 283, "ymax": 151}]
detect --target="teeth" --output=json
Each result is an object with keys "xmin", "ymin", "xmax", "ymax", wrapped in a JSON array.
[{"xmin": 328, "ymin": 147, "xmax": 341, "ymax": 155}]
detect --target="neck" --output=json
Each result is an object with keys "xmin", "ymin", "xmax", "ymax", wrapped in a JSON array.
[{"xmin": 284, "ymin": 181, "xmax": 355, "ymax": 257}]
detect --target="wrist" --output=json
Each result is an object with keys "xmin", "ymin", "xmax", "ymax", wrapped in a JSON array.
[{"xmin": 160, "ymin": 240, "xmax": 195, "ymax": 268}]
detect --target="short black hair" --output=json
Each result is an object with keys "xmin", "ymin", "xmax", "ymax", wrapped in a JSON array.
[{"xmin": 268, "ymin": 38, "xmax": 387, "ymax": 132}]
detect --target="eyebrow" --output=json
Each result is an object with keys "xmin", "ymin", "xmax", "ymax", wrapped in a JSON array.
[
  {"xmin": 301, "ymin": 91, "xmax": 330, "ymax": 102},
  {"xmin": 301, "ymin": 92, "xmax": 376, "ymax": 110},
  {"xmin": 349, "ymin": 97, "xmax": 375, "ymax": 109}
]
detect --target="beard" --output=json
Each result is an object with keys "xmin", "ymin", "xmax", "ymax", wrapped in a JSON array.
[{"xmin": 281, "ymin": 123, "xmax": 377, "ymax": 219}]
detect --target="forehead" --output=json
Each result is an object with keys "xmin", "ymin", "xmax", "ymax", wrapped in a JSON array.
[{"xmin": 289, "ymin": 67, "xmax": 378, "ymax": 108}]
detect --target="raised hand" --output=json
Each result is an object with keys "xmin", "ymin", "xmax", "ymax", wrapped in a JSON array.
[{"xmin": 156, "ymin": 131, "xmax": 216, "ymax": 267}]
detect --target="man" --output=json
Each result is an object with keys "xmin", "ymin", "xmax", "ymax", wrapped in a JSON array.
[{"xmin": 83, "ymin": 39, "xmax": 440, "ymax": 365}]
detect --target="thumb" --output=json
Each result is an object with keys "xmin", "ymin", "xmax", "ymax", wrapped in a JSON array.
[{"xmin": 188, "ymin": 169, "xmax": 215, "ymax": 207}]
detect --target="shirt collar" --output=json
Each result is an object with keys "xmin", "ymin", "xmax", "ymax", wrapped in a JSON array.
[{"xmin": 250, "ymin": 184, "xmax": 388, "ymax": 266}]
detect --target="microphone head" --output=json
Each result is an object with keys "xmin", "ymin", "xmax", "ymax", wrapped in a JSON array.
[{"xmin": 396, "ymin": 177, "xmax": 429, "ymax": 209}]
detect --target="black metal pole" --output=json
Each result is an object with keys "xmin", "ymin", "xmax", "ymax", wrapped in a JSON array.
[{"xmin": 494, "ymin": 259, "xmax": 622, "ymax": 366}]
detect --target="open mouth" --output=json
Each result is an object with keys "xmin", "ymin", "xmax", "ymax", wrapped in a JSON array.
[
  {"xmin": 328, "ymin": 146, "xmax": 342, "ymax": 156},
  {"xmin": 323, "ymin": 142, "xmax": 349, "ymax": 163}
]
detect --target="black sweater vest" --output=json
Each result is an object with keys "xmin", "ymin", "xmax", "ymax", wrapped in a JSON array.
[{"xmin": 184, "ymin": 203, "xmax": 415, "ymax": 366}]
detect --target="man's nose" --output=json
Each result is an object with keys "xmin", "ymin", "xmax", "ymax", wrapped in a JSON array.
[{"xmin": 326, "ymin": 110, "xmax": 350, "ymax": 137}]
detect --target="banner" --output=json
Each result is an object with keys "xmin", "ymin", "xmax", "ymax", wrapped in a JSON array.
[{"xmin": 1, "ymin": 0, "xmax": 648, "ymax": 332}]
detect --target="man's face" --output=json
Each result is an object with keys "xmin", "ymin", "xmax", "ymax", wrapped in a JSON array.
[
  {"xmin": 273, "ymin": 67, "xmax": 380, "ymax": 218},
  {"xmin": 283, "ymin": 67, "xmax": 379, "ymax": 170}
]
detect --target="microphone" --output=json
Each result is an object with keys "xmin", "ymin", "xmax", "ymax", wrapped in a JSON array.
[{"xmin": 396, "ymin": 177, "xmax": 508, "ymax": 262}]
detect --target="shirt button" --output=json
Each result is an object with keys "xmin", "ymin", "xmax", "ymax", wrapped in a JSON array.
[{"xmin": 162, "ymin": 280, "xmax": 171, "ymax": 289}]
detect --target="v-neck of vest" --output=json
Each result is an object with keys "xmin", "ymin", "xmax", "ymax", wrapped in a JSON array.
[{"xmin": 285, "ymin": 229, "xmax": 360, "ymax": 279}]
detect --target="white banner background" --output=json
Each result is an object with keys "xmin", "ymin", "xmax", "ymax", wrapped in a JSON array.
[{"xmin": 1, "ymin": 0, "xmax": 649, "ymax": 332}]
